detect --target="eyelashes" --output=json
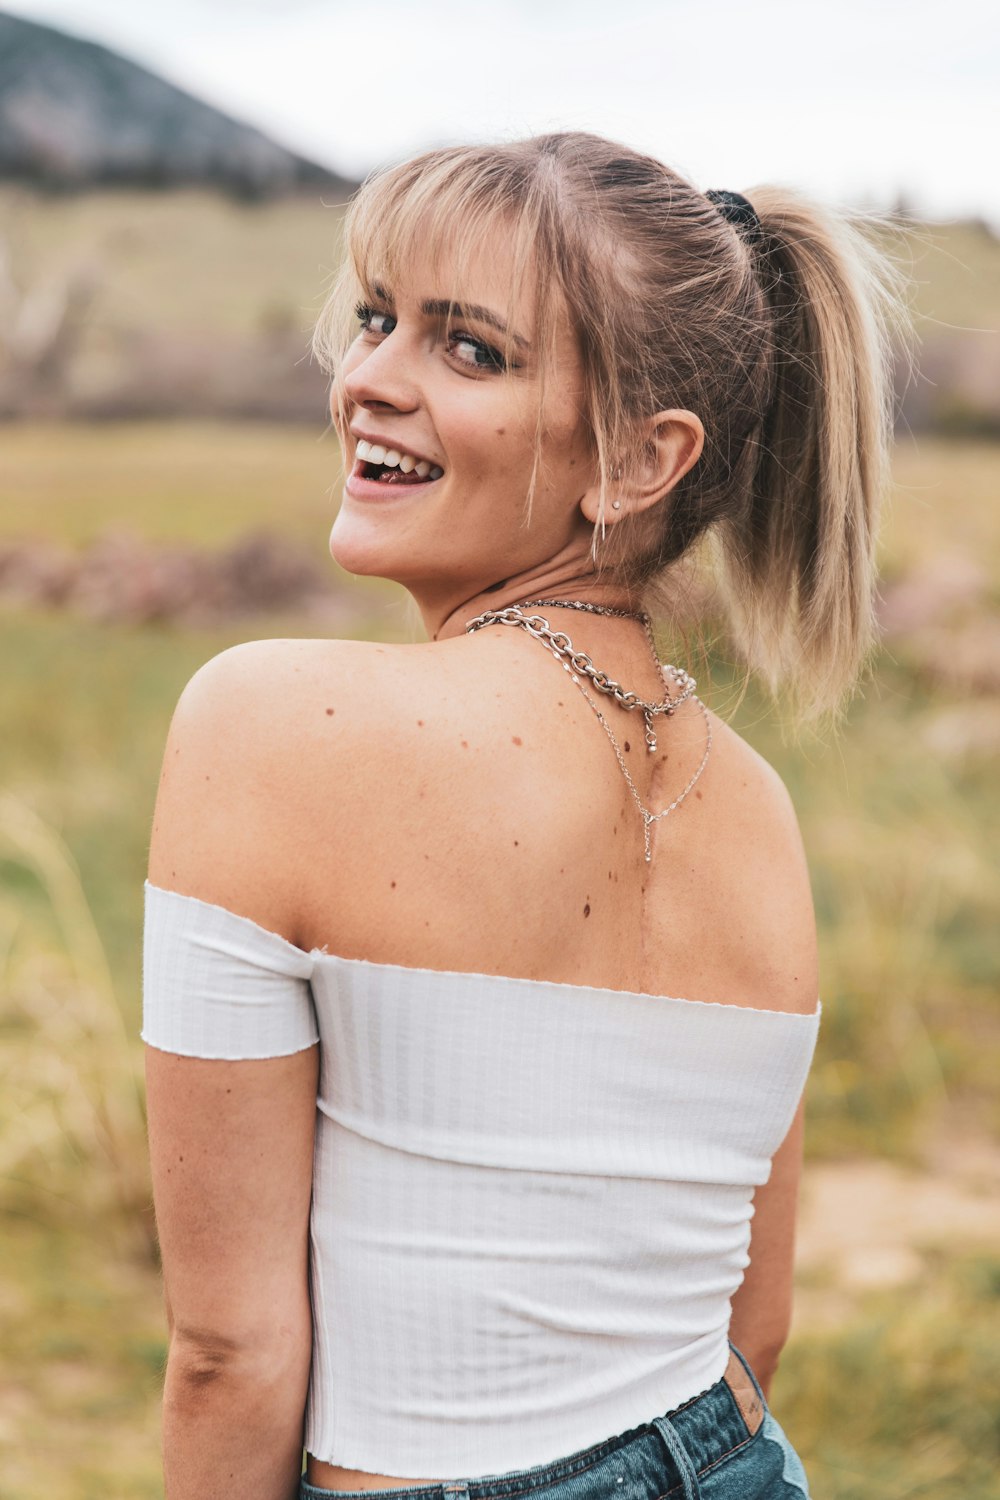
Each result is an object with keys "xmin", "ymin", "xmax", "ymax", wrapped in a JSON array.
[
  {"xmin": 353, "ymin": 301, "xmax": 510, "ymax": 372},
  {"xmin": 354, "ymin": 302, "xmax": 395, "ymax": 337}
]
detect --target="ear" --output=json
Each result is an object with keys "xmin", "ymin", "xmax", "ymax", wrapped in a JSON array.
[{"xmin": 578, "ymin": 409, "xmax": 705, "ymax": 525}]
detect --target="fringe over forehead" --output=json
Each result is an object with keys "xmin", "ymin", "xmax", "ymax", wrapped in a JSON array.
[{"xmin": 315, "ymin": 145, "xmax": 574, "ymax": 395}]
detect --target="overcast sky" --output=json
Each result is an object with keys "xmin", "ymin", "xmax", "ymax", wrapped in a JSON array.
[{"xmin": 4, "ymin": 0, "xmax": 997, "ymax": 222}]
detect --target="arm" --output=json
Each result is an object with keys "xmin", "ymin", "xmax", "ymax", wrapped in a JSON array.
[
  {"xmin": 728, "ymin": 1097, "xmax": 805, "ymax": 1399},
  {"xmin": 145, "ymin": 645, "xmax": 319, "ymax": 1499},
  {"xmin": 146, "ymin": 1047, "xmax": 317, "ymax": 1500},
  {"xmin": 725, "ymin": 743, "xmax": 818, "ymax": 1397}
]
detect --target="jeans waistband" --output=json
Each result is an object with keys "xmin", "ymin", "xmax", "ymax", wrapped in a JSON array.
[{"xmin": 303, "ymin": 1348, "xmax": 767, "ymax": 1500}]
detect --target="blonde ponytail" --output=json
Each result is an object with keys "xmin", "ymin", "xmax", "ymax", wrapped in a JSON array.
[{"xmin": 710, "ymin": 190, "xmax": 907, "ymax": 726}]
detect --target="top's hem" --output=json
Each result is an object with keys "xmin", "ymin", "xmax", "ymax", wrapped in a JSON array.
[{"xmin": 303, "ymin": 1346, "xmax": 732, "ymax": 1481}]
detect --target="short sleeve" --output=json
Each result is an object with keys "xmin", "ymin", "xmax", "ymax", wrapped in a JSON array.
[{"xmin": 141, "ymin": 881, "xmax": 320, "ymax": 1059}]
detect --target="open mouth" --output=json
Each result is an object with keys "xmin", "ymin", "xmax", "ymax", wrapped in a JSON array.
[{"xmin": 354, "ymin": 440, "xmax": 444, "ymax": 486}]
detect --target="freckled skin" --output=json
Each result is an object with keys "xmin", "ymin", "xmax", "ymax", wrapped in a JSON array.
[
  {"xmin": 325, "ymin": 708, "xmax": 335, "ymax": 716},
  {"xmin": 512, "ymin": 736, "xmax": 522, "ymax": 746}
]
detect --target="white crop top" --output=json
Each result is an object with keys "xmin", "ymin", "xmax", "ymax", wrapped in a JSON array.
[{"xmin": 142, "ymin": 880, "xmax": 821, "ymax": 1478}]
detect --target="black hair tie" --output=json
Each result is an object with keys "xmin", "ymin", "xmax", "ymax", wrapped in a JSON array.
[{"xmin": 706, "ymin": 189, "xmax": 764, "ymax": 245}]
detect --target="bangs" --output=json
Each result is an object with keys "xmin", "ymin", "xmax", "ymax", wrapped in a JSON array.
[{"xmin": 312, "ymin": 144, "xmax": 567, "ymax": 407}]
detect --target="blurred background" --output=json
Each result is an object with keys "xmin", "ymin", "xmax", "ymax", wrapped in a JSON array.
[{"xmin": 0, "ymin": 2, "xmax": 997, "ymax": 1496}]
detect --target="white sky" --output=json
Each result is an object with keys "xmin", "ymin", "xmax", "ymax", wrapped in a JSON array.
[{"xmin": 4, "ymin": 0, "xmax": 997, "ymax": 223}]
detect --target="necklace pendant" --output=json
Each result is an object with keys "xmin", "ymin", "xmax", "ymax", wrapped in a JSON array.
[{"xmin": 644, "ymin": 709, "xmax": 657, "ymax": 754}]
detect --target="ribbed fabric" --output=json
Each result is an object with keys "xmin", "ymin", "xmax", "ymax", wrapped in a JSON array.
[{"xmin": 142, "ymin": 880, "xmax": 821, "ymax": 1479}]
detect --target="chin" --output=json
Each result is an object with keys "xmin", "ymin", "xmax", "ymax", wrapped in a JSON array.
[{"xmin": 328, "ymin": 510, "xmax": 423, "ymax": 585}]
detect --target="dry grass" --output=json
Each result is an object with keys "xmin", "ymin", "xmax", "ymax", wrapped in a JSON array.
[{"xmin": 0, "ymin": 792, "xmax": 150, "ymax": 1241}]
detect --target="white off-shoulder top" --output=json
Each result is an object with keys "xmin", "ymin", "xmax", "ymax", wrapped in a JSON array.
[{"xmin": 141, "ymin": 879, "xmax": 821, "ymax": 1478}]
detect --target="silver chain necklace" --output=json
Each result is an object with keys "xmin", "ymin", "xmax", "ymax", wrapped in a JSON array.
[
  {"xmin": 473, "ymin": 599, "xmax": 696, "ymax": 752},
  {"xmin": 465, "ymin": 598, "xmax": 712, "ymax": 862}
]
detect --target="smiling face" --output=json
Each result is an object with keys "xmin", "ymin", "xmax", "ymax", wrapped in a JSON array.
[{"xmin": 328, "ymin": 233, "xmax": 605, "ymax": 635}]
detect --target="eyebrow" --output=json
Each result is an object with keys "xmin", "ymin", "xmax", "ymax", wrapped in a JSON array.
[
  {"xmin": 371, "ymin": 283, "xmax": 529, "ymax": 350},
  {"xmin": 422, "ymin": 299, "xmax": 530, "ymax": 351}
]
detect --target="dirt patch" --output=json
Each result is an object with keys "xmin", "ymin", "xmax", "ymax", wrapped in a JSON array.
[{"xmin": 793, "ymin": 1134, "xmax": 1000, "ymax": 1328}]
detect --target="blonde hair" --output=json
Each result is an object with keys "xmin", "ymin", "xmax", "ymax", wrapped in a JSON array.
[{"xmin": 313, "ymin": 132, "xmax": 908, "ymax": 728}]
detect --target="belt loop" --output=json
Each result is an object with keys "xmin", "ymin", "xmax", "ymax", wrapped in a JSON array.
[{"xmin": 651, "ymin": 1415, "xmax": 701, "ymax": 1500}]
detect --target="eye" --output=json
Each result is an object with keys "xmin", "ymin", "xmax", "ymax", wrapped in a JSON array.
[
  {"xmin": 354, "ymin": 301, "xmax": 396, "ymax": 336},
  {"xmin": 447, "ymin": 332, "xmax": 508, "ymax": 372}
]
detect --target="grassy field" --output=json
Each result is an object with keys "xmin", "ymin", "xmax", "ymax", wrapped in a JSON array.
[{"xmin": 1, "ymin": 423, "xmax": 998, "ymax": 1497}]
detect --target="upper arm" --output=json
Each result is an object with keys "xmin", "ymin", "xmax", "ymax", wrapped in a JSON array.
[
  {"xmin": 719, "ymin": 736, "xmax": 817, "ymax": 1382},
  {"xmin": 145, "ymin": 641, "xmax": 321, "ymax": 1360},
  {"xmin": 145, "ymin": 1046, "xmax": 318, "ymax": 1359}
]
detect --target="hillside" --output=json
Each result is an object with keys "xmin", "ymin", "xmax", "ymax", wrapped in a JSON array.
[
  {"xmin": 0, "ymin": 186, "xmax": 997, "ymax": 428},
  {"xmin": 0, "ymin": 9, "xmax": 355, "ymax": 198}
]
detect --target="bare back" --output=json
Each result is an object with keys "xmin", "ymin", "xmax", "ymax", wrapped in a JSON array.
[{"xmin": 223, "ymin": 632, "xmax": 819, "ymax": 1020}]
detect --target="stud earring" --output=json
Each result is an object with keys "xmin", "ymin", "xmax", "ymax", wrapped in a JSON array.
[{"xmin": 611, "ymin": 500, "xmax": 622, "ymax": 510}]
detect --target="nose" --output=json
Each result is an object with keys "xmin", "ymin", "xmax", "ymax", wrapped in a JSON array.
[{"xmin": 342, "ymin": 331, "xmax": 420, "ymax": 416}]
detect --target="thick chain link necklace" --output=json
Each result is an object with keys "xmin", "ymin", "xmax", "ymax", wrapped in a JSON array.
[{"xmin": 465, "ymin": 598, "xmax": 712, "ymax": 862}]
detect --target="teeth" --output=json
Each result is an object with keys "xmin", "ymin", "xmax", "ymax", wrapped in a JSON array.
[{"xmin": 355, "ymin": 441, "xmax": 444, "ymax": 479}]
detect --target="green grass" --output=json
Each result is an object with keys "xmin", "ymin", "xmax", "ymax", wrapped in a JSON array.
[
  {"xmin": 0, "ymin": 1210, "xmax": 164, "ymax": 1500},
  {"xmin": 775, "ymin": 1252, "xmax": 1000, "ymax": 1499},
  {"xmin": 0, "ymin": 420, "xmax": 340, "ymax": 547}
]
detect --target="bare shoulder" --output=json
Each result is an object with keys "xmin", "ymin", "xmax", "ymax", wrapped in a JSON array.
[
  {"xmin": 691, "ymin": 707, "xmax": 820, "ymax": 1014},
  {"xmin": 146, "ymin": 636, "xmax": 381, "ymax": 935},
  {"xmin": 705, "ymin": 708, "xmax": 807, "ymax": 846}
]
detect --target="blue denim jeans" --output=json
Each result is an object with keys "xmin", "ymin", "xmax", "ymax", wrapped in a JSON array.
[{"xmin": 300, "ymin": 1346, "xmax": 809, "ymax": 1500}]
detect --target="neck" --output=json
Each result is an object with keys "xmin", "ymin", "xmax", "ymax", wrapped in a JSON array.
[{"xmin": 427, "ymin": 573, "xmax": 643, "ymax": 642}]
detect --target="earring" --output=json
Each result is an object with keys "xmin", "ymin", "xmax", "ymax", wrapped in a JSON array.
[{"xmin": 611, "ymin": 500, "xmax": 622, "ymax": 511}]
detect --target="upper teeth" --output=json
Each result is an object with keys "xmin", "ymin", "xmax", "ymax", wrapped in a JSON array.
[{"xmin": 356, "ymin": 439, "xmax": 443, "ymax": 480}]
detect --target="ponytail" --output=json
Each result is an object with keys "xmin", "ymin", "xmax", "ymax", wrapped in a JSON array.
[{"xmin": 711, "ymin": 190, "xmax": 908, "ymax": 728}]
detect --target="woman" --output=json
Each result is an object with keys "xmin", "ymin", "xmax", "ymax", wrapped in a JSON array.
[{"xmin": 142, "ymin": 132, "xmax": 901, "ymax": 1499}]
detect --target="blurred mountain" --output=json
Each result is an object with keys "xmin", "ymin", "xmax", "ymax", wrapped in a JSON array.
[{"xmin": 0, "ymin": 10, "xmax": 356, "ymax": 198}]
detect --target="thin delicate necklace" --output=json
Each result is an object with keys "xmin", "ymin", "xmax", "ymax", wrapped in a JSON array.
[{"xmin": 465, "ymin": 598, "xmax": 712, "ymax": 862}]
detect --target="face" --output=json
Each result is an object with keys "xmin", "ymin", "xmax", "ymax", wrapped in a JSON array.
[{"xmin": 329, "ymin": 232, "xmax": 600, "ymax": 629}]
